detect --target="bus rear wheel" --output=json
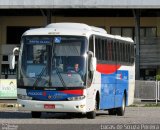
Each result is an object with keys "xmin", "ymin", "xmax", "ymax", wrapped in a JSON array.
[
  {"xmin": 31, "ymin": 111, "xmax": 41, "ymax": 118},
  {"xmin": 116, "ymin": 95, "xmax": 126, "ymax": 116},
  {"xmin": 108, "ymin": 109, "xmax": 117, "ymax": 115}
]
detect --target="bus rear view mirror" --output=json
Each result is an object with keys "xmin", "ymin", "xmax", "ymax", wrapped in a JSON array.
[
  {"xmin": 9, "ymin": 55, "xmax": 15, "ymax": 70},
  {"xmin": 90, "ymin": 57, "xmax": 97, "ymax": 72},
  {"xmin": 9, "ymin": 47, "xmax": 19, "ymax": 70}
]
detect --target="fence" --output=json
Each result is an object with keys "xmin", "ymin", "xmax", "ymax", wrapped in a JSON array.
[
  {"xmin": 158, "ymin": 81, "xmax": 160, "ymax": 100},
  {"xmin": 135, "ymin": 80, "xmax": 160, "ymax": 104},
  {"xmin": 0, "ymin": 79, "xmax": 160, "ymax": 101}
]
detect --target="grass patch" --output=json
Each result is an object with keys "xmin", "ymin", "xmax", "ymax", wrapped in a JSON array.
[
  {"xmin": 129, "ymin": 104, "xmax": 138, "ymax": 107},
  {"xmin": 144, "ymin": 103, "xmax": 160, "ymax": 107},
  {"xmin": 129, "ymin": 103, "xmax": 160, "ymax": 107}
]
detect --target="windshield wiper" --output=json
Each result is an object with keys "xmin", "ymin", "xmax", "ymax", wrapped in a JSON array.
[
  {"xmin": 55, "ymin": 67, "xmax": 67, "ymax": 87},
  {"xmin": 52, "ymin": 43, "xmax": 67, "ymax": 88},
  {"xmin": 33, "ymin": 66, "xmax": 49, "ymax": 87}
]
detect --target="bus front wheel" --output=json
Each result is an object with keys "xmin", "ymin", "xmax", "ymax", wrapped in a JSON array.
[
  {"xmin": 86, "ymin": 111, "xmax": 96, "ymax": 119},
  {"xmin": 31, "ymin": 111, "xmax": 41, "ymax": 118},
  {"xmin": 86, "ymin": 99, "xmax": 97, "ymax": 119}
]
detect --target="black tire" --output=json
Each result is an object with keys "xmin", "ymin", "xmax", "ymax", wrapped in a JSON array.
[
  {"xmin": 86, "ymin": 111, "xmax": 96, "ymax": 119},
  {"xmin": 86, "ymin": 99, "xmax": 97, "ymax": 119},
  {"xmin": 108, "ymin": 109, "xmax": 117, "ymax": 115},
  {"xmin": 67, "ymin": 112, "xmax": 75, "ymax": 118},
  {"xmin": 75, "ymin": 113, "xmax": 83, "ymax": 118},
  {"xmin": 116, "ymin": 95, "xmax": 126, "ymax": 116},
  {"xmin": 31, "ymin": 111, "xmax": 41, "ymax": 118}
]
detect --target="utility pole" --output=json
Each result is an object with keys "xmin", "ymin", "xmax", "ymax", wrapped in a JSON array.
[
  {"xmin": 133, "ymin": 9, "xmax": 141, "ymax": 80},
  {"xmin": 46, "ymin": 9, "xmax": 52, "ymax": 25}
]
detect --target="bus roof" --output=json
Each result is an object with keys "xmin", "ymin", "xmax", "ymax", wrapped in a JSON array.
[
  {"xmin": 23, "ymin": 22, "xmax": 133, "ymax": 43},
  {"xmin": 23, "ymin": 22, "xmax": 107, "ymax": 36},
  {"xmin": 46, "ymin": 23, "xmax": 107, "ymax": 34},
  {"xmin": 114, "ymin": 35, "xmax": 134, "ymax": 43}
]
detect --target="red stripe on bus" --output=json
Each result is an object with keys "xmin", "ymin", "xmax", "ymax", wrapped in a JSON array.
[
  {"xmin": 97, "ymin": 64, "xmax": 121, "ymax": 74},
  {"xmin": 60, "ymin": 89, "xmax": 83, "ymax": 95}
]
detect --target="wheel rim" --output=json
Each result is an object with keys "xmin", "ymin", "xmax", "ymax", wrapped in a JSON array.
[
  {"xmin": 122, "ymin": 97, "xmax": 125, "ymax": 111},
  {"xmin": 95, "ymin": 99, "xmax": 97, "ymax": 111}
]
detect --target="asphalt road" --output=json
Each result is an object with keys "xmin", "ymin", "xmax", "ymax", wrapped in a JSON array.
[{"xmin": 0, "ymin": 107, "xmax": 160, "ymax": 130}]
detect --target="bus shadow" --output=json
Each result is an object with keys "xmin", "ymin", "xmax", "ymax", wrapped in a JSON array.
[
  {"xmin": 0, "ymin": 111, "xmax": 110, "ymax": 119},
  {"xmin": 0, "ymin": 111, "xmax": 31, "ymax": 119},
  {"xmin": 42, "ymin": 112, "xmax": 109, "ymax": 119},
  {"xmin": 42, "ymin": 113, "xmax": 86, "ymax": 119}
]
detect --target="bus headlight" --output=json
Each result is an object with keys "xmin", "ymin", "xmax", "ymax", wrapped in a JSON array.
[
  {"xmin": 67, "ymin": 95, "xmax": 85, "ymax": 101},
  {"xmin": 17, "ymin": 94, "xmax": 32, "ymax": 100}
]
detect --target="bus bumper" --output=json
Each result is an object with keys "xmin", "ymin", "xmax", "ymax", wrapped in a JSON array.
[{"xmin": 17, "ymin": 99, "xmax": 86, "ymax": 113}]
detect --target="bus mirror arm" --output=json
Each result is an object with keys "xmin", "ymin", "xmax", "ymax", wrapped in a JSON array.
[
  {"xmin": 87, "ymin": 51, "xmax": 97, "ymax": 71},
  {"xmin": 90, "ymin": 57, "xmax": 97, "ymax": 72},
  {"xmin": 9, "ymin": 47, "xmax": 19, "ymax": 70},
  {"xmin": 87, "ymin": 51, "xmax": 94, "ymax": 57},
  {"xmin": 13, "ymin": 47, "xmax": 19, "ymax": 55}
]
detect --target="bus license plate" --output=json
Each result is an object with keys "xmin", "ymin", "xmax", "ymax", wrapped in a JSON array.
[{"xmin": 44, "ymin": 104, "xmax": 55, "ymax": 109}]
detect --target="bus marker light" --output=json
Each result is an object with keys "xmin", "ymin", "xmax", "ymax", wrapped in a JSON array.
[{"xmin": 80, "ymin": 105, "xmax": 85, "ymax": 108}]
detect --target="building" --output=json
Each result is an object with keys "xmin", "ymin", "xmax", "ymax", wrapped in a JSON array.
[{"xmin": 0, "ymin": 0, "xmax": 160, "ymax": 80}]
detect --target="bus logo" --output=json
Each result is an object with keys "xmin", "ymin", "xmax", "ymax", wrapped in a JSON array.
[
  {"xmin": 43, "ymin": 91, "xmax": 47, "ymax": 96},
  {"xmin": 28, "ymin": 92, "xmax": 43, "ymax": 96},
  {"xmin": 54, "ymin": 37, "xmax": 61, "ymax": 43},
  {"xmin": 48, "ymin": 95, "xmax": 52, "ymax": 99},
  {"xmin": 116, "ymin": 74, "xmax": 122, "ymax": 80}
]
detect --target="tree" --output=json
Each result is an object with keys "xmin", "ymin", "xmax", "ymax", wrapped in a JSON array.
[{"xmin": 156, "ymin": 75, "xmax": 160, "ymax": 81}]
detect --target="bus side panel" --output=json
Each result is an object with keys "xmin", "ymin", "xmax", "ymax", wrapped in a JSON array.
[
  {"xmin": 119, "ymin": 65, "xmax": 135, "ymax": 106},
  {"xmin": 127, "ymin": 64, "xmax": 135, "ymax": 106},
  {"xmin": 100, "ymin": 73, "xmax": 116, "ymax": 109},
  {"xmin": 115, "ymin": 70, "xmax": 128, "ymax": 108},
  {"xmin": 86, "ymin": 71, "xmax": 101, "ymax": 112}
]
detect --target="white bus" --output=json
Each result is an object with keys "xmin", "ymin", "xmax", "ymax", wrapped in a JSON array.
[{"xmin": 10, "ymin": 23, "xmax": 135, "ymax": 119}]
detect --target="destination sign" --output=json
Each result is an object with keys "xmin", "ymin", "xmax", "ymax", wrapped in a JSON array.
[{"xmin": 26, "ymin": 38, "xmax": 52, "ymax": 44}]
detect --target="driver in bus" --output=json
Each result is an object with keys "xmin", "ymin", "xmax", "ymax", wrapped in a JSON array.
[
  {"xmin": 67, "ymin": 63, "xmax": 83, "ymax": 76},
  {"xmin": 74, "ymin": 64, "xmax": 80, "ymax": 73}
]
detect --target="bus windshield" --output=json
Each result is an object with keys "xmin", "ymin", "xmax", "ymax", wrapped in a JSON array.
[{"xmin": 18, "ymin": 36, "xmax": 87, "ymax": 88}]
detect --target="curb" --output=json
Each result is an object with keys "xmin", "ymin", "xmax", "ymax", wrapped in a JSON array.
[{"xmin": 133, "ymin": 102, "xmax": 160, "ymax": 107}]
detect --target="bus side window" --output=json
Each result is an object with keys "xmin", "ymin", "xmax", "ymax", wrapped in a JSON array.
[{"xmin": 89, "ymin": 36, "xmax": 94, "ymax": 52}]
